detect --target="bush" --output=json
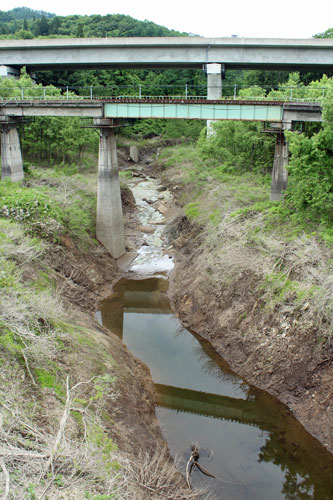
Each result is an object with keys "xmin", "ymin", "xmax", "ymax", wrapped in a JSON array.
[
  {"xmin": 0, "ymin": 180, "xmax": 62, "ymax": 223},
  {"xmin": 197, "ymin": 121, "xmax": 274, "ymax": 174}
]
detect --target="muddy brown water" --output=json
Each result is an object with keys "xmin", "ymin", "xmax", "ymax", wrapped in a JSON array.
[{"xmin": 96, "ymin": 277, "xmax": 333, "ymax": 500}]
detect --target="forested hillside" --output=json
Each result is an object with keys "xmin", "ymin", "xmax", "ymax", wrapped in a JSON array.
[{"xmin": 0, "ymin": 7, "xmax": 183, "ymax": 38}]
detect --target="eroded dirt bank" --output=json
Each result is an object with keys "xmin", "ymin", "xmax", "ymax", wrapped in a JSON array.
[
  {"xmin": 1, "ymin": 162, "xmax": 195, "ymax": 499},
  {"xmin": 165, "ymin": 209, "xmax": 333, "ymax": 454},
  {"xmin": 47, "ymin": 237, "xmax": 166, "ymax": 456}
]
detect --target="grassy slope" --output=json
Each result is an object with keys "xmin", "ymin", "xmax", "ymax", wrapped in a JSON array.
[{"xmin": 0, "ymin": 166, "xmax": 207, "ymax": 500}]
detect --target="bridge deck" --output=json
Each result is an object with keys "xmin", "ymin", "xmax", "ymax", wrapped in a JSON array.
[
  {"xmin": 2, "ymin": 37, "xmax": 333, "ymax": 71},
  {"xmin": 0, "ymin": 98, "xmax": 322, "ymax": 122},
  {"xmin": 105, "ymin": 99, "xmax": 284, "ymax": 121}
]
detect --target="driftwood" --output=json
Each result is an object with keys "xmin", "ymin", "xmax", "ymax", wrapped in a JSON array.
[{"xmin": 185, "ymin": 443, "xmax": 216, "ymax": 490}]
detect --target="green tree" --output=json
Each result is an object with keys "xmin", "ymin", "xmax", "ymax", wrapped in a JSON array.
[
  {"xmin": 197, "ymin": 120, "xmax": 274, "ymax": 174},
  {"xmin": 284, "ymin": 87, "xmax": 333, "ymax": 224},
  {"xmin": 49, "ymin": 17, "xmax": 61, "ymax": 35},
  {"xmin": 76, "ymin": 22, "xmax": 84, "ymax": 38},
  {"xmin": 39, "ymin": 15, "xmax": 49, "ymax": 36},
  {"xmin": 14, "ymin": 29, "xmax": 34, "ymax": 39},
  {"xmin": 0, "ymin": 68, "xmax": 98, "ymax": 164}
]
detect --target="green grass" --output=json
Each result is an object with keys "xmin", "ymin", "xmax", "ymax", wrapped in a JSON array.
[
  {"xmin": 32, "ymin": 270, "xmax": 56, "ymax": 292},
  {"xmin": 0, "ymin": 327, "xmax": 23, "ymax": 353},
  {"xmin": 184, "ymin": 202, "xmax": 201, "ymax": 220},
  {"xmin": 0, "ymin": 179, "xmax": 62, "ymax": 224},
  {"xmin": 119, "ymin": 170, "xmax": 133, "ymax": 180},
  {"xmin": 262, "ymin": 271, "xmax": 299, "ymax": 301},
  {"xmin": 159, "ymin": 144, "xmax": 201, "ymax": 168},
  {"xmin": 0, "ymin": 167, "xmax": 98, "ymax": 249},
  {"xmin": 161, "ymin": 142, "xmax": 333, "ymax": 247},
  {"xmin": 0, "ymin": 257, "xmax": 20, "ymax": 289},
  {"xmin": 34, "ymin": 367, "xmax": 65, "ymax": 398}
]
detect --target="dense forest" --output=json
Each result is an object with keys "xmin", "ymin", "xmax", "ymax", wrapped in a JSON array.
[{"xmin": 0, "ymin": 7, "xmax": 183, "ymax": 38}]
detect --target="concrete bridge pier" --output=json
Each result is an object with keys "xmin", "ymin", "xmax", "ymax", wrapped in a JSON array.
[
  {"xmin": 206, "ymin": 63, "xmax": 223, "ymax": 100},
  {"xmin": 1, "ymin": 120, "xmax": 24, "ymax": 182},
  {"xmin": 270, "ymin": 127, "xmax": 290, "ymax": 201},
  {"xmin": 206, "ymin": 63, "xmax": 223, "ymax": 133},
  {"xmin": 95, "ymin": 119, "xmax": 125, "ymax": 259}
]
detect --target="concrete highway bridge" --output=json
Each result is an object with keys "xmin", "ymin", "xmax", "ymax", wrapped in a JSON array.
[
  {"xmin": 1, "ymin": 37, "xmax": 333, "ymax": 72},
  {"xmin": 0, "ymin": 97, "xmax": 322, "ymax": 258}
]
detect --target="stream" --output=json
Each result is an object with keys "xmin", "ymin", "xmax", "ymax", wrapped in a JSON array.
[{"xmin": 96, "ymin": 174, "xmax": 333, "ymax": 499}]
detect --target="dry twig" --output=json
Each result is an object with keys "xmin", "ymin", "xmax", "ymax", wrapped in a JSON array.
[{"xmin": 0, "ymin": 458, "xmax": 10, "ymax": 500}]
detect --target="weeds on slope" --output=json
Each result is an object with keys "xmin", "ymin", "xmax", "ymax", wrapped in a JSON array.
[
  {"xmin": 159, "ymin": 143, "xmax": 333, "ymax": 350},
  {"xmin": 0, "ymin": 169, "xmax": 212, "ymax": 499}
]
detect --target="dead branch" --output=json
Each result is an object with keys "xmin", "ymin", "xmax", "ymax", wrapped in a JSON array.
[
  {"xmin": 0, "ymin": 403, "xmax": 15, "ymax": 418},
  {"xmin": 39, "ymin": 472, "xmax": 58, "ymax": 500},
  {"xmin": 22, "ymin": 350, "xmax": 37, "ymax": 386},
  {"xmin": 194, "ymin": 462, "xmax": 215, "ymax": 479},
  {"xmin": 44, "ymin": 375, "xmax": 97, "ymax": 475},
  {"xmin": 44, "ymin": 376, "xmax": 71, "ymax": 474},
  {"xmin": 0, "ymin": 458, "xmax": 10, "ymax": 500},
  {"xmin": 185, "ymin": 443, "xmax": 199, "ymax": 489},
  {"xmin": 185, "ymin": 443, "xmax": 216, "ymax": 490}
]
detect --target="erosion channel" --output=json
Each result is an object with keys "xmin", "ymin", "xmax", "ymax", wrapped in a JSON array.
[{"xmin": 97, "ymin": 174, "xmax": 333, "ymax": 500}]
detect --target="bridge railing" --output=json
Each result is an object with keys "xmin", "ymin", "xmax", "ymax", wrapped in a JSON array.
[
  {"xmin": 0, "ymin": 93, "xmax": 323, "ymax": 104},
  {"xmin": 0, "ymin": 83, "xmax": 328, "ymax": 103}
]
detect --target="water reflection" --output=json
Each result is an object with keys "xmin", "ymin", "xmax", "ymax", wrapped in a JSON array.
[{"xmin": 96, "ymin": 278, "xmax": 333, "ymax": 500}]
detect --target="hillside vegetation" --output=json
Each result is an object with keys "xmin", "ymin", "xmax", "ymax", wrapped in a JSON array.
[{"xmin": 0, "ymin": 164, "xmax": 214, "ymax": 499}]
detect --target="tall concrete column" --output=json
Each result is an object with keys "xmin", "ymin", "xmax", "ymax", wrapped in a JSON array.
[
  {"xmin": 206, "ymin": 63, "xmax": 222, "ymax": 133},
  {"xmin": 270, "ymin": 131, "xmax": 289, "ymax": 201},
  {"xmin": 96, "ymin": 121, "xmax": 125, "ymax": 259},
  {"xmin": 207, "ymin": 63, "xmax": 223, "ymax": 100},
  {"xmin": 1, "ymin": 122, "xmax": 24, "ymax": 182}
]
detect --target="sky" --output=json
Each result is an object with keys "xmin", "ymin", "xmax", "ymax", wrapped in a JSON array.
[{"xmin": 1, "ymin": 0, "xmax": 333, "ymax": 39}]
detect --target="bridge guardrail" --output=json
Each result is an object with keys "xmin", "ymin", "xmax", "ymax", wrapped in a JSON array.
[{"xmin": 0, "ymin": 94, "xmax": 322, "ymax": 104}]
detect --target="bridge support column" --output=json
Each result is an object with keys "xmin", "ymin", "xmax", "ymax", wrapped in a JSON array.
[
  {"xmin": 270, "ymin": 131, "xmax": 289, "ymax": 201},
  {"xmin": 206, "ymin": 63, "xmax": 222, "ymax": 133},
  {"xmin": 1, "ymin": 121, "xmax": 24, "ymax": 182},
  {"xmin": 95, "ymin": 120, "xmax": 125, "ymax": 259},
  {"xmin": 206, "ymin": 63, "xmax": 223, "ymax": 100}
]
